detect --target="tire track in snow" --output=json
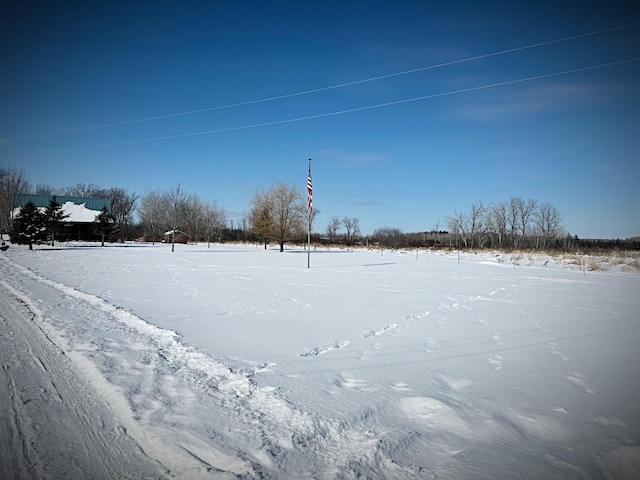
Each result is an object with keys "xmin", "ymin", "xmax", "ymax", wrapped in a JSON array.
[
  {"xmin": 0, "ymin": 255, "xmax": 429, "ymax": 479},
  {"xmin": 0, "ymin": 280, "xmax": 164, "ymax": 479}
]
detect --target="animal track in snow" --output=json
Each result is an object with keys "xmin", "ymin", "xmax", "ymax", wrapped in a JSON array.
[
  {"xmin": 363, "ymin": 323, "xmax": 397, "ymax": 338},
  {"xmin": 487, "ymin": 355, "xmax": 504, "ymax": 370},
  {"xmin": 593, "ymin": 416, "xmax": 626, "ymax": 428},
  {"xmin": 423, "ymin": 338, "xmax": 437, "ymax": 352},
  {"xmin": 567, "ymin": 373, "xmax": 594, "ymax": 393},
  {"xmin": 301, "ymin": 341, "xmax": 350, "ymax": 357},
  {"xmin": 389, "ymin": 382, "xmax": 412, "ymax": 391},
  {"xmin": 334, "ymin": 373, "xmax": 370, "ymax": 390},
  {"xmin": 405, "ymin": 311, "xmax": 430, "ymax": 320},
  {"xmin": 438, "ymin": 374, "xmax": 473, "ymax": 391},
  {"xmin": 477, "ymin": 317, "xmax": 489, "ymax": 326},
  {"xmin": 534, "ymin": 321, "xmax": 548, "ymax": 333},
  {"xmin": 548, "ymin": 343, "xmax": 569, "ymax": 361}
]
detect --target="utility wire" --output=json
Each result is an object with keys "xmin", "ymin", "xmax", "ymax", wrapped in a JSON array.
[
  {"xmin": 89, "ymin": 57, "xmax": 640, "ymax": 148},
  {"xmin": 14, "ymin": 21, "xmax": 640, "ymax": 139}
]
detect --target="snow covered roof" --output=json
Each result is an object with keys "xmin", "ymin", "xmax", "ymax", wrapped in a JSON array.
[{"xmin": 12, "ymin": 194, "xmax": 111, "ymax": 223}]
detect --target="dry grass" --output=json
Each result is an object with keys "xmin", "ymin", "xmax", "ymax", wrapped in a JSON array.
[
  {"xmin": 587, "ymin": 259, "xmax": 607, "ymax": 271},
  {"xmin": 500, "ymin": 249, "xmax": 640, "ymax": 274}
]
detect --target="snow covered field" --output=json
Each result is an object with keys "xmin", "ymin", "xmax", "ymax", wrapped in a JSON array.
[{"xmin": 1, "ymin": 242, "xmax": 639, "ymax": 479}]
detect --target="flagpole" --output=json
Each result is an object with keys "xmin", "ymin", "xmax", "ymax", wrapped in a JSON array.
[{"xmin": 307, "ymin": 158, "xmax": 312, "ymax": 269}]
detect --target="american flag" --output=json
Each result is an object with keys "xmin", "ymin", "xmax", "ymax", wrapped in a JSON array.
[{"xmin": 307, "ymin": 168, "xmax": 313, "ymax": 216}]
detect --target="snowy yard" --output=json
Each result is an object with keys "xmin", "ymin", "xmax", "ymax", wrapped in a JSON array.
[{"xmin": 1, "ymin": 243, "xmax": 639, "ymax": 479}]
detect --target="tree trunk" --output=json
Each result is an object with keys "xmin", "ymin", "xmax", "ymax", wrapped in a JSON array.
[{"xmin": 279, "ymin": 241, "xmax": 284, "ymax": 252}]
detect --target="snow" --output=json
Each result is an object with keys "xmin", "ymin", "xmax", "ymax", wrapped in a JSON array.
[
  {"xmin": 1, "ymin": 242, "xmax": 639, "ymax": 479},
  {"xmin": 11, "ymin": 201, "xmax": 101, "ymax": 223}
]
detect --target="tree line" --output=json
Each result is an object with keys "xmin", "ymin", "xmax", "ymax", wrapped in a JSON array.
[
  {"xmin": 445, "ymin": 197, "xmax": 564, "ymax": 250},
  {"xmin": 137, "ymin": 184, "xmax": 227, "ymax": 252},
  {"xmin": 3, "ymin": 167, "xmax": 638, "ymax": 252}
]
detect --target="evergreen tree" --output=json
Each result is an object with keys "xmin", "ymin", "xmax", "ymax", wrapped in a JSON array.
[
  {"xmin": 43, "ymin": 196, "xmax": 70, "ymax": 246},
  {"xmin": 93, "ymin": 206, "xmax": 117, "ymax": 246},
  {"xmin": 9, "ymin": 201, "xmax": 45, "ymax": 250}
]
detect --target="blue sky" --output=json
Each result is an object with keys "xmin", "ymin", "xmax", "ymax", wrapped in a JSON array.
[{"xmin": 2, "ymin": 1, "xmax": 639, "ymax": 239}]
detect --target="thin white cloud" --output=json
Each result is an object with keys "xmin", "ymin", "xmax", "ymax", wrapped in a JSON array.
[
  {"xmin": 318, "ymin": 149, "xmax": 389, "ymax": 168},
  {"xmin": 451, "ymin": 81, "xmax": 603, "ymax": 121},
  {"xmin": 354, "ymin": 200, "xmax": 383, "ymax": 207}
]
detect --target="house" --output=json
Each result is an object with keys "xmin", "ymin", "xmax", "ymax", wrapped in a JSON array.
[
  {"xmin": 164, "ymin": 230, "xmax": 189, "ymax": 244},
  {"xmin": 12, "ymin": 194, "xmax": 111, "ymax": 241}
]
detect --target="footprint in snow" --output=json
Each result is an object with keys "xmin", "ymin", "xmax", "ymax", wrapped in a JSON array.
[
  {"xmin": 487, "ymin": 355, "xmax": 504, "ymax": 370},
  {"xmin": 518, "ymin": 308, "xmax": 533, "ymax": 318},
  {"xmin": 548, "ymin": 343, "xmax": 569, "ymax": 361},
  {"xmin": 477, "ymin": 317, "xmax": 489, "ymax": 326},
  {"xmin": 567, "ymin": 373, "xmax": 595, "ymax": 393},
  {"xmin": 301, "ymin": 340, "xmax": 350, "ymax": 357},
  {"xmin": 424, "ymin": 338, "xmax": 437, "ymax": 352},
  {"xmin": 593, "ymin": 416, "xmax": 626, "ymax": 428},
  {"xmin": 534, "ymin": 321, "xmax": 548, "ymax": 333},
  {"xmin": 405, "ymin": 311, "xmax": 430, "ymax": 320},
  {"xmin": 334, "ymin": 373, "xmax": 369, "ymax": 390},
  {"xmin": 362, "ymin": 323, "xmax": 397, "ymax": 338},
  {"xmin": 438, "ymin": 374, "xmax": 473, "ymax": 391},
  {"xmin": 389, "ymin": 382, "xmax": 413, "ymax": 391}
]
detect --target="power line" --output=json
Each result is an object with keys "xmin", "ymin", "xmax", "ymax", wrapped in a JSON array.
[
  {"xmin": 14, "ymin": 21, "xmax": 640, "ymax": 139},
  {"xmin": 88, "ymin": 57, "xmax": 640, "ymax": 148}
]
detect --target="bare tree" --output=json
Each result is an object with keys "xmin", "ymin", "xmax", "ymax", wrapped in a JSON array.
[
  {"xmin": 488, "ymin": 201, "xmax": 508, "ymax": 249},
  {"xmin": 373, "ymin": 227, "xmax": 403, "ymax": 248},
  {"xmin": 181, "ymin": 194, "xmax": 204, "ymax": 243},
  {"xmin": 65, "ymin": 183, "xmax": 107, "ymax": 197},
  {"xmin": 448, "ymin": 209, "xmax": 469, "ymax": 248},
  {"xmin": 249, "ymin": 181, "xmax": 305, "ymax": 252},
  {"xmin": 203, "ymin": 201, "xmax": 227, "ymax": 247},
  {"xmin": 138, "ymin": 190, "xmax": 165, "ymax": 243},
  {"xmin": 309, "ymin": 208, "xmax": 320, "ymax": 232},
  {"xmin": 508, "ymin": 197, "xmax": 521, "ymax": 248},
  {"xmin": 326, "ymin": 217, "xmax": 341, "ymax": 244},
  {"xmin": 518, "ymin": 198, "xmax": 538, "ymax": 238},
  {"xmin": 0, "ymin": 167, "xmax": 31, "ymax": 234},
  {"xmin": 469, "ymin": 201, "xmax": 485, "ymax": 249},
  {"xmin": 241, "ymin": 215, "xmax": 248, "ymax": 241},
  {"xmin": 536, "ymin": 202, "xmax": 563, "ymax": 248},
  {"xmin": 108, "ymin": 187, "xmax": 137, "ymax": 242},
  {"xmin": 342, "ymin": 217, "xmax": 360, "ymax": 246},
  {"xmin": 35, "ymin": 184, "xmax": 60, "ymax": 196},
  {"xmin": 163, "ymin": 184, "xmax": 189, "ymax": 252}
]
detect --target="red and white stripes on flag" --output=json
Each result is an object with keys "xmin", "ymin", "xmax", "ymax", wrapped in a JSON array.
[{"xmin": 307, "ymin": 169, "xmax": 313, "ymax": 216}]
